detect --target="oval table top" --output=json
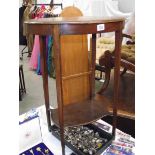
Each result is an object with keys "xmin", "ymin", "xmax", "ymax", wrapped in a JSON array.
[{"xmin": 25, "ymin": 16, "xmax": 125, "ymax": 25}]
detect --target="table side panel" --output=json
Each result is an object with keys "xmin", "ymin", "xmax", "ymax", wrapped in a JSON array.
[
  {"xmin": 25, "ymin": 24, "xmax": 54, "ymax": 35},
  {"xmin": 60, "ymin": 22, "xmax": 124, "ymax": 35},
  {"xmin": 51, "ymin": 95, "xmax": 111, "ymax": 127},
  {"xmin": 25, "ymin": 21, "xmax": 124, "ymax": 35}
]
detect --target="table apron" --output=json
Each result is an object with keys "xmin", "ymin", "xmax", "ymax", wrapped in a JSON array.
[
  {"xmin": 60, "ymin": 22, "xmax": 124, "ymax": 35},
  {"xmin": 25, "ymin": 21, "xmax": 124, "ymax": 35}
]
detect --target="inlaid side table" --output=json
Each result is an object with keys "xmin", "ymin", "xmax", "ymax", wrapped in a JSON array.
[{"xmin": 25, "ymin": 16, "xmax": 125, "ymax": 155}]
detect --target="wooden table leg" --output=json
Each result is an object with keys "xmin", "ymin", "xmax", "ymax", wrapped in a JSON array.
[
  {"xmin": 53, "ymin": 26, "xmax": 65, "ymax": 155},
  {"xmin": 91, "ymin": 34, "xmax": 96, "ymax": 97},
  {"xmin": 112, "ymin": 30, "xmax": 122, "ymax": 136},
  {"xmin": 39, "ymin": 36, "xmax": 52, "ymax": 131}
]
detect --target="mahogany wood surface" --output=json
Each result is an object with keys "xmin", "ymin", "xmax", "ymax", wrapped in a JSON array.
[
  {"xmin": 39, "ymin": 36, "xmax": 51, "ymax": 130},
  {"xmin": 61, "ymin": 35, "xmax": 90, "ymax": 105},
  {"xmin": 53, "ymin": 24, "xmax": 65, "ymax": 154},
  {"xmin": 112, "ymin": 30, "xmax": 122, "ymax": 135},
  {"xmin": 25, "ymin": 17, "xmax": 125, "ymax": 35},
  {"xmin": 25, "ymin": 16, "xmax": 125, "ymax": 25},
  {"xmin": 51, "ymin": 96, "xmax": 110, "ymax": 127}
]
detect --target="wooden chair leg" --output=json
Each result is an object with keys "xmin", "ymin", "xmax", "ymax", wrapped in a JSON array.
[
  {"xmin": 120, "ymin": 68, "xmax": 127, "ymax": 76},
  {"xmin": 95, "ymin": 64, "xmax": 105, "ymax": 80},
  {"xmin": 98, "ymin": 50, "xmax": 112, "ymax": 94},
  {"xmin": 98, "ymin": 69, "xmax": 111, "ymax": 94}
]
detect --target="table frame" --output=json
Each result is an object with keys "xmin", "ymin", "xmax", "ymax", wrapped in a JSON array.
[{"xmin": 25, "ymin": 17, "xmax": 124, "ymax": 155}]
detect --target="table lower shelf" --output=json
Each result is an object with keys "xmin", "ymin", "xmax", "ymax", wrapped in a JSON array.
[
  {"xmin": 97, "ymin": 71, "xmax": 135, "ymax": 119},
  {"xmin": 51, "ymin": 95, "xmax": 111, "ymax": 127},
  {"xmin": 50, "ymin": 72, "xmax": 135, "ymax": 127}
]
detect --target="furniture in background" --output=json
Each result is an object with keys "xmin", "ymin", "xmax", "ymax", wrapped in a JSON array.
[
  {"xmin": 96, "ymin": 34, "xmax": 135, "ymax": 93},
  {"xmin": 25, "ymin": 7, "xmax": 125, "ymax": 154},
  {"xmin": 98, "ymin": 70, "xmax": 135, "ymax": 120},
  {"xmin": 19, "ymin": 65, "xmax": 26, "ymax": 101},
  {"xmin": 95, "ymin": 34, "xmax": 135, "ymax": 119}
]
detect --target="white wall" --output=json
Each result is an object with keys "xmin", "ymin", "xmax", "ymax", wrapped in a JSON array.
[
  {"xmin": 118, "ymin": 0, "xmax": 135, "ymax": 13},
  {"xmin": 19, "ymin": 0, "xmax": 23, "ymax": 7}
]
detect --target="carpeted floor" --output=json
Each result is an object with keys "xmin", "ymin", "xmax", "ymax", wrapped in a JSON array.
[{"xmin": 19, "ymin": 46, "xmax": 58, "ymax": 115}]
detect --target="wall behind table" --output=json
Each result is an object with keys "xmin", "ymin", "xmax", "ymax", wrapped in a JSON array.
[{"xmin": 117, "ymin": 0, "xmax": 135, "ymax": 13}]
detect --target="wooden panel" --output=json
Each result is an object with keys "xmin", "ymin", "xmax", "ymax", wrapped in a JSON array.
[
  {"xmin": 60, "ymin": 6, "xmax": 83, "ymax": 17},
  {"xmin": 62, "ymin": 75, "xmax": 90, "ymax": 105},
  {"xmin": 60, "ymin": 35, "xmax": 89, "ymax": 76},
  {"xmin": 60, "ymin": 34, "xmax": 91, "ymax": 105}
]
